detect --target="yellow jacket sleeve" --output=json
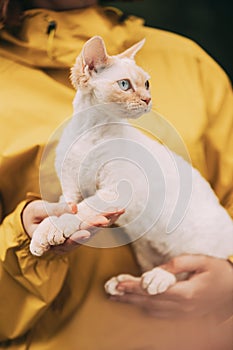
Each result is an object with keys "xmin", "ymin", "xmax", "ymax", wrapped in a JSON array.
[
  {"xmin": 0, "ymin": 199, "xmax": 69, "ymax": 341},
  {"xmin": 0, "ymin": 50, "xmax": 73, "ymax": 342},
  {"xmin": 200, "ymin": 53, "xmax": 233, "ymax": 216}
]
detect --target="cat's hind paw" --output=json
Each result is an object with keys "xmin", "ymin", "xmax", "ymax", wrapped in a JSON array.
[
  {"xmin": 104, "ymin": 277, "xmax": 123, "ymax": 296},
  {"xmin": 142, "ymin": 267, "xmax": 176, "ymax": 295}
]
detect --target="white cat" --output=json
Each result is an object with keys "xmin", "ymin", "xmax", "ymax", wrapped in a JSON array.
[{"xmin": 30, "ymin": 36, "xmax": 233, "ymax": 296}]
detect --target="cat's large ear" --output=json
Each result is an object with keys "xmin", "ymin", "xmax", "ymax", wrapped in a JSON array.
[
  {"xmin": 70, "ymin": 36, "xmax": 111, "ymax": 89},
  {"xmin": 82, "ymin": 36, "xmax": 110, "ymax": 72},
  {"xmin": 117, "ymin": 39, "xmax": 145, "ymax": 60}
]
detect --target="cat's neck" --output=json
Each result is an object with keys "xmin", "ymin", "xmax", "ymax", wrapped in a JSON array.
[
  {"xmin": 72, "ymin": 90, "xmax": 95, "ymax": 113},
  {"xmin": 72, "ymin": 90, "xmax": 128, "ymax": 132}
]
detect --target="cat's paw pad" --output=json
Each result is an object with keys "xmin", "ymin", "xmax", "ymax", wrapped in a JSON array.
[{"xmin": 142, "ymin": 267, "xmax": 176, "ymax": 295}]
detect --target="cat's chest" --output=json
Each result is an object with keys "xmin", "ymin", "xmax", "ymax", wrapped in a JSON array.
[{"xmin": 65, "ymin": 135, "xmax": 113, "ymax": 196}]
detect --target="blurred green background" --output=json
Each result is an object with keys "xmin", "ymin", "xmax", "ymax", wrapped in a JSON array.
[{"xmin": 101, "ymin": 0, "xmax": 232, "ymax": 82}]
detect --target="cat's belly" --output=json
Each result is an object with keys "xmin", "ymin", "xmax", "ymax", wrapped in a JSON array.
[{"xmin": 116, "ymin": 168, "xmax": 233, "ymax": 268}]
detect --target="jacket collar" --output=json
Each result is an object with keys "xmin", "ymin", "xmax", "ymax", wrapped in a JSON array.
[{"xmin": 0, "ymin": 6, "xmax": 144, "ymax": 68}]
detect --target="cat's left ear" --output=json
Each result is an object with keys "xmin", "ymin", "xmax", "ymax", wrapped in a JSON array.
[
  {"xmin": 82, "ymin": 36, "xmax": 111, "ymax": 72},
  {"xmin": 117, "ymin": 39, "xmax": 145, "ymax": 60}
]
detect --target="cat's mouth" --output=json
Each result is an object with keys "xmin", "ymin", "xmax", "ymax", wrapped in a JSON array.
[
  {"xmin": 126, "ymin": 102, "xmax": 152, "ymax": 118},
  {"xmin": 110, "ymin": 101, "xmax": 152, "ymax": 119}
]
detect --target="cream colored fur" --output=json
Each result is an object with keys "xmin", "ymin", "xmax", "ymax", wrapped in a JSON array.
[{"xmin": 30, "ymin": 36, "xmax": 233, "ymax": 296}]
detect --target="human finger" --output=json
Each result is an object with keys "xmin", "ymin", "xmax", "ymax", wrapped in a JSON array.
[
  {"xmin": 51, "ymin": 230, "xmax": 91, "ymax": 254},
  {"xmin": 116, "ymin": 279, "xmax": 189, "ymax": 302},
  {"xmin": 117, "ymin": 277, "xmax": 206, "ymax": 306},
  {"xmin": 100, "ymin": 208, "xmax": 125, "ymax": 225},
  {"xmin": 101, "ymin": 208, "xmax": 125, "ymax": 218},
  {"xmin": 110, "ymin": 293, "xmax": 148, "ymax": 306},
  {"xmin": 69, "ymin": 230, "xmax": 91, "ymax": 243},
  {"xmin": 79, "ymin": 215, "xmax": 110, "ymax": 230},
  {"xmin": 106, "ymin": 213, "xmax": 123, "ymax": 225},
  {"xmin": 160, "ymin": 254, "xmax": 209, "ymax": 275},
  {"xmin": 117, "ymin": 280, "xmax": 148, "ymax": 295},
  {"xmin": 158, "ymin": 279, "xmax": 198, "ymax": 302},
  {"xmin": 110, "ymin": 294, "xmax": 183, "ymax": 318}
]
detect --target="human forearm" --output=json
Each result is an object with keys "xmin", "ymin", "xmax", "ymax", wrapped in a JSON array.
[{"xmin": 0, "ymin": 200, "xmax": 69, "ymax": 340}]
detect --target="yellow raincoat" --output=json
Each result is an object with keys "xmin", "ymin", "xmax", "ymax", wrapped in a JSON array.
[{"xmin": 0, "ymin": 5, "xmax": 232, "ymax": 350}]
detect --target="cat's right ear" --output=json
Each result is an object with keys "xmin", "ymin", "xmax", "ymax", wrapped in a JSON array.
[
  {"xmin": 70, "ymin": 36, "xmax": 111, "ymax": 89},
  {"xmin": 82, "ymin": 36, "xmax": 111, "ymax": 72}
]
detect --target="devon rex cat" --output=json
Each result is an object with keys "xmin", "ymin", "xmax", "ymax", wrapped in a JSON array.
[{"xmin": 30, "ymin": 36, "xmax": 233, "ymax": 296}]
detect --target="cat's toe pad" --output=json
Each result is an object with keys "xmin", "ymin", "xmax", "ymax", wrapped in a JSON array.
[{"xmin": 142, "ymin": 267, "xmax": 176, "ymax": 295}]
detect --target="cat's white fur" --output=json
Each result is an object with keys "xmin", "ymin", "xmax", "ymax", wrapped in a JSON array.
[{"xmin": 30, "ymin": 36, "xmax": 232, "ymax": 295}]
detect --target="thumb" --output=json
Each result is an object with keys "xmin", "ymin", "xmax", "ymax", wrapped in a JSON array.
[{"xmin": 160, "ymin": 254, "xmax": 208, "ymax": 275}]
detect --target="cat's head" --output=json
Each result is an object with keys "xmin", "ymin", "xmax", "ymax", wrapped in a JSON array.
[{"xmin": 70, "ymin": 36, "xmax": 151, "ymax": 119}]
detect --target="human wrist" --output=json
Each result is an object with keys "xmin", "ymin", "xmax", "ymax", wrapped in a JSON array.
[
  {"xmin": 21, "ymin": 193, "xmax": 42, "ymax": 238},
  {"xmin": 2, "ymin": 200, "xmax": 33, "ymax": 249},
  {"xmin": 21, "ymin": 200, "xmax": 35, "ymax": 239}
]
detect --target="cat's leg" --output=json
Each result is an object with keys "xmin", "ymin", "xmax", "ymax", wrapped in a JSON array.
[
  {"xmin": 59, "ymin": 192, "xmax": 83, "ymax": 214},
  {"xmin": 132, "ymin": 240, "xmax": 165, "ymax": 272},
  {"xmin": 105, "ymin": 268, "xmax": 176, "ymax": 296},
  {"xmin": 77, "ymin": 189, "xmax": 124, "ymax": 223},
  {"xmin": 58, "ymin": 166, "xmax": 83, "ymax": 211}
]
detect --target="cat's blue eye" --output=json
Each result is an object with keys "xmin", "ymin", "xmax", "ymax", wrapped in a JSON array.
[
  {"xmin": 145, "ymin": 80, "xmax": 150, "ymax": 90},
  {"xmin": 117, "ymin": 79, "xmax": 131, "ymax": 91}
]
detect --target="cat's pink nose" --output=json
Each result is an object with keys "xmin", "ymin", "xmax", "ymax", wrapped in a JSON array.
[{"xmin": 141, "ymin": 98, "xmax": 151, "ymax": 105}]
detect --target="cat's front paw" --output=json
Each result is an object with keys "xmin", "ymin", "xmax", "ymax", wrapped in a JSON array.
[
  {"xmin": 142, "ymin": 267, "xmax": 176, "ymax": 295},
  {"xmin": 29, "ymin": 214, "xmax": 82, "ymax": 256}
]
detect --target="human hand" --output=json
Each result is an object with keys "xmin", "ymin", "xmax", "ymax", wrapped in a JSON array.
[
  {"xmin": 22, "ymin": 200, "xmax": 75, "ymax": 239},
  {"xmin": 22, "ymin": 200, "xmax": 83, "ymax": 254},
  {"xmin": 109, "ymin": 255, "xmax": 233, "ymax": 320},
  {"xmin": 22, "ymin": 200, "xmax": 124, "ymax": 256}
]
